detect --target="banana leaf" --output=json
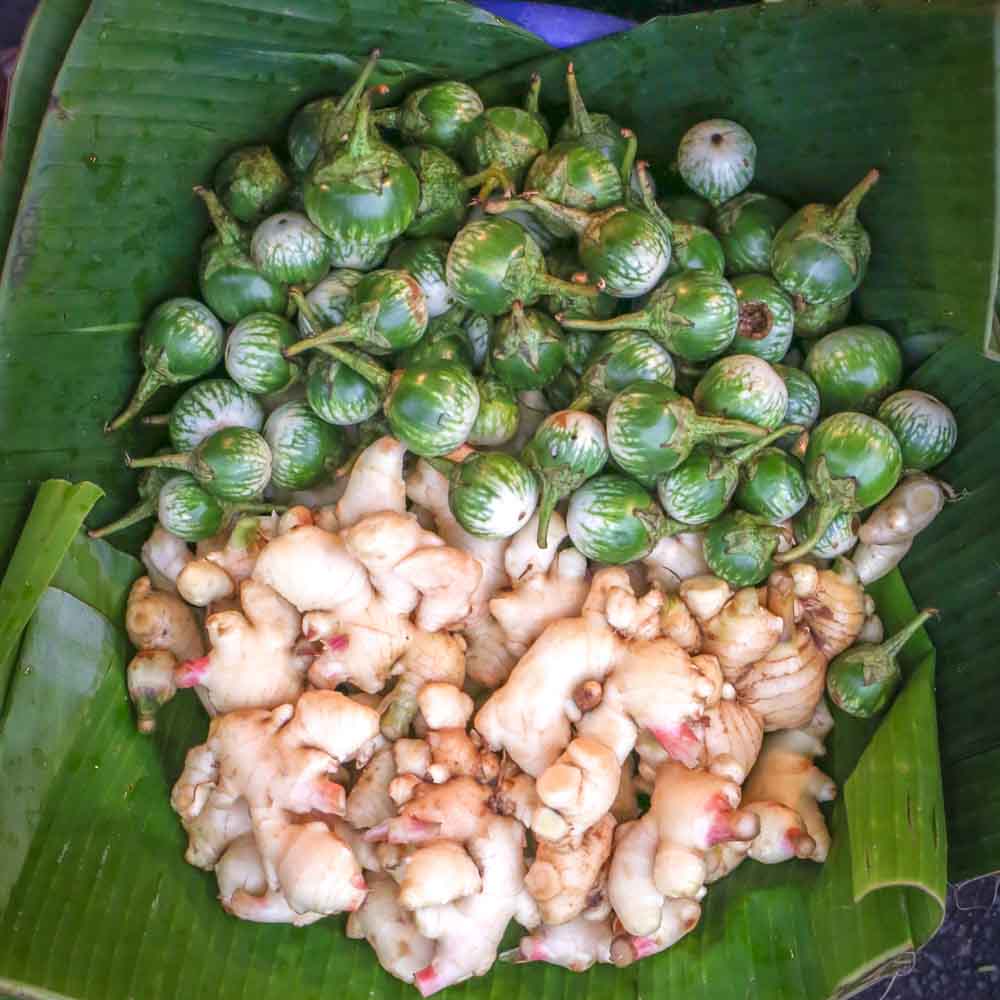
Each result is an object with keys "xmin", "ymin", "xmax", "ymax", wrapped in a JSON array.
[{"xmin": 0, "ymin": 0, "xmax": 996, "ymax": 997}]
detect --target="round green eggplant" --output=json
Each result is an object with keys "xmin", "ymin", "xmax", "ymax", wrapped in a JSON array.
[
  {"xmin": 794, "ymin": 295, "xmax": 851, "ymax": 338},
  {"xmin": 543, "ymin": 249, "xmax": 617, "ymax": 322},
  {"xmin": 462, "ymin": 312, "xmax": 493, "ymax": 371},
  {"xmin": 792, "ymin": 504, "xmax": 859, "ymax": 558},
  {"xmin": 392, "ymin": 80, "xmax": 483, "ymax": 153},
  {"xmin": 396, "ymin": 311, "xmax": 475, "ymax": 370},
  {"xmin": 780, "ymin": 411, "xmax": 902, "ymax": 562},
  {"xmin": 666, "ymin": 220, "xmax": 726, "ymax": 276},
  {"xmin": 704, "ymin": 511, "xmax": 783, "ymax": 587},
  {"xmin": 827, "ymin": 609, "xmax": 936, "ymax": 718},
  {"xmin": 129, "ymin": 426, "xmax": 272, "ymax": 502},
  {"xmin": 559, "ymin": 270, "xmax": 739, "ymax": 363},
  {"xmin": 295, "ymin": 270, "xmax": 365, "ymax": 337},
  {"xmin": 106, "ymin": 298, "xmax": 225, "ymax": 431},
  {"xmin": 774, "ymin": 364, "xmax": 821, "ymax": 447},
  {"xmin": 387, "ymin": 238, "xmax": 455, "ymax": 318},
  {"xmin": 157, "ymin": 474, "xmax": 225, "ymax": 541},
  {"xmin": 469, "ymin": 378, "xmax": 519, "ymax": 447},
  {"xmin": 771, "ymin": 170, "xmax": 878, "ymax": 305},
  {"xmin": 606, "ymin": 381, "xmax": 766, "ymax": 487},
  {"xmin": 194, "ymin": 186, "xmax": 288, "ymax": 324},
  {"xmin": 525, "ymin": 139, "xmax": 625, "ymax": 228},
  {"xmin": 214, "ymin": 145, "xmax": 291, "ymax": 224},
  {"xmin": 226, "ymin": 312, "xmax": 300, "ymax": 395},
  {"xmin": 163, "ymin": 378, "xmax": 264, "ymax": 452},
  {"xmin": 728, "ymin": 274, "xmax": 795, "ymax": 362},
  {"xmin": 735, "ymin": 447, "xmax": 809, "ymax": 523},
  {"xmin": 447, "ymin": 451, "xmax": 539, "ymax": 539},
  {"xmin": 694, "ymin": 355, "xmax": 789, "ymax": 430},
  {"xmin": 490, "ymin": 302, "xmax": 566, "ymax": 391},
  {"xmin": 446, "ymin": 218, "xmax": 597, "ymax": 317},
  {"xmin": 400, "ymin": 145, "xmax": 470, "ymax": 240},
  {"xmin": 462, "ymin": 105, "xmax": 549, "ymax": 194},
  {"xmin": 287, "ymin": 269, "xmax": 428, "ymax": 358},
  {"xmin": 677, "ymin": 119, "xmax": 756, "ymax": 206},
  {"xmin": 523, "ymin": 409, "xmax": 609, "ymax": 546},
  {"xmin": 264, "ymin": 400, "xmax": 344, "ymax": 490},
  {"xmin": 571, "ymin": 330, "xmax": 674, "ymax": 412},
  {"xmin": 804, "ymin": 324, "xmax": 902, "ymax": 415},
  {"xmin": 712, "ymin": 192, "xmax": 792, "ymax": 275},
  {"xmin": 305, "ymin": 347, "xmax": 388, "ymax": 426},
  {"xmin": 567, "ymin": 474, "xmax": 683, "ymax": 564},
  {"xmin": 658, "ymin": 424, "xmax": 798, "ymax": 526},
  {"xmin": 304, "ymin": 88, "xmax": 420, "ymax": 266},
  {"xmin": 660, "ymin": 192, "xmax": 713, "ymax": 227},
  {"xmin": 563, "ymin": 328, "xmax": 604, "ymax": 374},
  {"xmin": 287, "ymin": 49, "xmax": 381, "ymax": 174},
  {"xmin": 385, "ymin": 363, "xmax": 480, "ymax": 456},
  {"xmin": 877, "ymin": 390, "xmax": 957, "ymax": 471},
  {"xmin": 554, "ymin": 63, "xmax": 629, "ymax": 166},
  {"xmin": 250, "ymin": 211, "xmax": 332, "ymax": 285}
]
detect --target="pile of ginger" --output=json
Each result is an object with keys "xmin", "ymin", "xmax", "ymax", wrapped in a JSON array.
[{"xmin": 123, "ymin": 435, "xmax": 874, "ymax": 994}]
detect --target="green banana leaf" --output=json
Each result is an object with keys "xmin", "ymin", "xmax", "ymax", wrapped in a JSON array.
[{"xmin": 0, "ymin": 0, "xmax": 995, "ymax": 998}]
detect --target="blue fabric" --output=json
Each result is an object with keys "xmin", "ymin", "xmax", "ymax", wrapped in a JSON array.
[{"xmin": 474, "ymin": 2, "xmax": 635, "ymax": 47}]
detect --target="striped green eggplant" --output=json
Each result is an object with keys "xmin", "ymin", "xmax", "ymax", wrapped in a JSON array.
[
  {"xmin": 226, "ymin": 312, "xmax": 300, "ymax": 395},
  {"xmin": 490, "ymin": 302, "xmax": 567, "ymax": 391},
  {"xmin": 570, "ymin": 330, "xmax": 674, "ymax": 412},
  {"xmin": 712, "ymin": 191, "xmax": 791, "ymax": 275},
  {"xmin": 666, "ymin": 220, "xmax": 726, "ymax": 276},
  {"xmin": 677, "ymin": 119, "xmax": 756, "ymax": 206},
  {"xmin": 792, "ymin": 504, "xmax": 859, "ymax": 558},
  {"xmin": 146, "ymin": 378, "xmax": 264, "ymax": 452},
  {"xmin": 728, "ymin": 274, "xmax": 795, "ymax": 362},
  {"xmin": 214, "ymin": 144, "xmax": 290, "ymax": 225},
  {"xmin": 385, "ymin": 362, "xmax": 480, "ymax": 456},
  {"xmin": 387, "ymin": 238, "xmax": 456, "ymax": 317},
  {"xmin": 773, "ymin": 364, "xmax": 821, "ymax": 448},
  {"xmin": 877, "ymin": 389, "xmax": 957, "ymax": 470},
  {"xmin": 156, "ymin": 473, "xmax": 278, "ymax": 542},
  {"xmin": 794, "ymin": 294, "xmax": 851, "ymax": 338},
  {"xmin": 804, "ymin": 324, "xmax": 902, "ymax": 415},
  {"xmin": 250, "ymin": 211, "xmax": 332, "ymax": 285},
  {"xmin": 694, "ymin": 355, "xmax": 789, "ymax": 430},
  {"xmin": 704, "ymin": 510, "xmax": 784, "ymax": 587},
  {"xmin": 469, "ymin": 378, "xmax": 519, "ymax": 447},
  {"xmin": 379, "ymin": 80, "xmax": 483, "ymax": 154},
  {"xmin": 446, "ymin": 451, "xmax": 540, "ymax": 539},
  {"xmin": 305, "ymin": 346, "xmax": 389, "ymax": 427},
  {"xmin": 296, "ymin": 270, "xmax": 364, "ymax": 338},
  {"xmin": 735, "ymin": 447, "xmax": 809, "ymax": 523},
  {"xmin": 264, "ymin": 400, "xmax": 345, "ymax": 490}
]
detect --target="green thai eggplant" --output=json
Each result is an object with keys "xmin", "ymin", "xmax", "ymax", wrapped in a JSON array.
[
  {"xmin": 250, "ymin": 211, "xmax": 332, "ymax": 286},
  {"xmin": 794, "ymin": 295, "xmax": 851, "ymax": 338},
  {"xmin": 387, "ymin": 238, "xmax": 455, "ymax": 317},
  {"xmin": 445, "ymin": 451, "xmax": 540, "ymax": 540},
  {"xmin": 559, "ymin": 271, "xmax": 739, "ymax": 363},
  {"xmin": 128, "ymin": 426, "xmax": 272, "ymax": 502},
  {"xmin": 554, "ymin": 63, "xmax": 629, "ymax": 166},
  {"xmin": 193, "ymin": 186, "xmax": 288, "ymax": 323},
  {"xmin": 287, "ymin": 49, "xmax": 382, "ymax": 174},
  {"xmin": 396, "ymin": 308, "xmax": 474, "ymax": 370},
  {"xmin": 214, "ymin": 144, "xmax": 290, "ymax": 224},
  {"xmin": 379, "ymin": 80, "xmax": 484, "ymax": 153},
  {"xmin": 489, "ymin": 302, "xmax": 566, "ymax": 391},
  {"xmin": 735, "ymin": 447, "xmax": 809, "ymax": 523},
  {"xmin": 385, "ymin": 362, "xmax": 480, "ymax": 456},
  {"xmin": 106, "ymin": 298, "xmax": 224, "ymax": 431},
  {"xmin": 780, "ymin": 411, "xmax": 903, "ymax": 561},
  {"xmin": 305, "ymin": 345, "xmax": 389, "ymax": 426},
  {"xmin": 606, "ymin": 381, "xmax": 766, "ymax": 487},
  {"xmin": 658, "ymin": 424, "xmax": 800, "ymax": 526},
  {"xmin": 771, "ymin": 169, "xmax": 879, "ymax": 305},
  {"xmin": 563, "ymin": 328, "xmax": 603, "ymax": 374},
  {"xmin": 145, "ymin": 378, "xmax": 264, "ymax": 452},
  {"xmin": 446, "ymin": 217, "xmax": 601, "ymax": 316},
  {"xmin": 225, "ymin": 312, "xmax": 300, "ymax": 395},
  {"xmin": 773, "ymin": 364, "xmax": 820, "ymax": 448},
  {"xmin": 677, "ymin": 119, "xmax": 756, "ymax": 206},
  {"xmin": 728, "ymin": 274, "xmax": 795, "ymax": 362},
  {"xmin": 804, "ymin": 324, "xmax": 902, "ymax": 415},
  {"xmin": 877, "ymin": 390, "xmax": 957, "ymax": 471},
  {"xmin": 523, "ymin": 409, "xmax": 609, "ymax": 546},
  {"xmin": 704, "ymin": 510, "xmax": 784, "ymax": 587},
  {"xmin": 660, "ymin": 192, "xmax": 713, "ymax": 227},
  {"xmin": 462, "ymin": 312, "xmax": 493, "ymax": 371},
  {"xmin": 567, "ymin": 473, "xmax": 685, "ymax": 564},
  {"xmin": 570, "ymin": 330, "xmax": 674, "ymax": 412},
  {"xmin": 712, "ymin": 192, "xmax": 792, "ymax": 275},
  {"xmin": 295, "ymin": 270, "xmax": 365, "ymax": 337},
  {"xmin": 469, "ymin": 378, "xmax": 519, "ymax": 447},
  {"xmin": 156, "ymin": 473, "xmax": 277, "ymax": 542},
  {"xmin": 287, "ymin": 270, "xmax": 428, "ymax": 358},
  {"xmin": 792, "ymin": 505, "xmax": 859, "ymax": 558},
  {"xmin": 543, "ymin": 250, "xmax": 617, "ymax": 322},
  {"xmin": 304, "ymin": 86, "xmax": 420, "ymax": 266},
  {"xmin": 827, "ymin": 609, "xmax": 937, "ymax": 718},
  {"xmin": 666, "ymin": 220, "xmax": 726, "ymax": 276},
  {"xmin": 694, "ymin": 354, "xmax": 789, "ymax": 430},
  {"xmin": 263, "ymin": 400, "xmax": 345, "ymax": 490}
]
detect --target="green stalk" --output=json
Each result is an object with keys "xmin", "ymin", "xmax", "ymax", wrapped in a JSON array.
[
  {"xmin": 879, "ymin": 608, "xmax": 936, "ymax": 660},
  {"xmin": 284, "ymin": 301, "xmax": 380, "ymax": 357},
  {"xmin": 833, "ymin": 168, "xmax": 879, "ymax": 228},
  {"xmin": 105, "ymin": 366, "xmax": 166, "ymax": 433},
  {"xmin": 141, "ymin": 414, "xmax": 170, "ymax": 426},
  {"xmin": 524, "ymin": 72, "xmax": 543, "ymax": 117},
  {"xmin": 619, "ymin": 129, "xmax": 638, "ymax": 190},
  {"xmin": 317, "ymin": 344, "xmax": 392, "ymax": 391},
  {"xmin": 193, "ymin": 185, "xmax": 243, "ymax": 245},
  {"xmin": 724, "ymin": 423, "xmax": 803, "ymax": 462},
  {"xmin": 564, "ymin": 62, "xmax": 592, "ymax": 135},
  {"xmin": 87, "ymin": 496, "xmax": 158, "ymax": 540},
  {"xmin": 320, "ymin": 48, "xmax": 381, "ymax": 150},
  {"xmin": 125, "ymin": 451, "xmax": 194, "ymax": 473},
  {"xmin": 775, "ymin": 457, "xmax": 857, "ymax": 563},
  {"xmin": 372, "ymin": 106, "xmax": 399, "ymax": 130}
]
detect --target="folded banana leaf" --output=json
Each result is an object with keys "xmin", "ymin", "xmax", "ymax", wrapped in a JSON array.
[{"xmin": 0, "ymin": 0, "xmax": 996, "ymax": 998}]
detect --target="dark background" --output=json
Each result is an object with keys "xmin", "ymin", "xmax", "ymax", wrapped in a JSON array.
[{"xmin": 0, "ymin": 1, "xmax": 996, "ymax": 997}]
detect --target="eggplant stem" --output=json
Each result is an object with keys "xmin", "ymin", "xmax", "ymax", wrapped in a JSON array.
[
  {"xmin": 126, "ymin": 451, "xmax": 192, "ymax": 473},
  {"xmin": 775, "ymin": 501, "xmax": 840, "ymax": 564},
  {"xmin": 320, "ymin": 48, "xmax": 381, "ymax": 149},
  {"xmin": 880, "ymin": 608, "xmax": 937, "ymax": 659},
  {"xmin": 316, "ymin": 344, "xmax": 391, "ymax": 391},
  {"xmin": 105, "ymin": 367, "xmax": 166, "ymax": 433},
  {"xmin": 727, "ymin": 423, "xmax": 804, "ymax": 464},
  {"xmin": 87, "ymin": 497, "xmax": 158, "ymax": 540},
  {"xmin": 141, "ymin": 413, "xmax": 170, "ymax": 427},
  {"xmin": 193, "ymin": 185, "xmax": 243, "ymax": 245},
  {"xmin": 565, "ymin": 61, "xmax": 592, "ymax": 136},
  {"xmin": 833, "ymin": 168, "xmax": 879, "ymax": 228}
]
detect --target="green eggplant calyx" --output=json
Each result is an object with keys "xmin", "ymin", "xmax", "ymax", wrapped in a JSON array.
[
  {"xmin": 372, "ymin": 106, "xmax": 400, "ymax": 130},
  {"xmin": 775, "ymin": 455, "xmax": 856, "ymax": 561},
  {"xmin": 723, "ymin": 517, "xmax": 781, "ymax": 556},
  {"xmin": 464, "ymin": 165, "xmax": 515, "ymax": 202},
  {"xmin": 87, "ymin": 496, "xmax": 159, "ymax": 540},
  {"xmin": 727, "ymin": 424, "xmax": 804, "ymax": 465},
  {"xmin": 106, "ymin": 366, "xmax": 167, "ymax": 432},
  {"xmin": 289, "ymin": 287, "xmax": 322, "ymax": 334},
  {"xmin": 619, "ymin": 130, "xmax": 639, "ymax": 191},
  {"xmin": 285, "ymin": 301, "xmax": 382, "ymax": 357},
  {"xmin": 691, "ymin": 412, "xmax": 769, "ymax": 447},
  {"xmin": 542, "ymin": 272, "xmax": 605, "ymax": 302},
  {"xmin": 832, "ymin": 168, "xmax": 880, "ymax": 230},
  {"xmin": 315, "ymin": 344, "xmax": 392, "ymax": 392},
  {"xmin": 565, "ymin": 62, "xmax": 593, "ymax": 136},
  {"xmin": 524, "ymin": 463, "xmax": 583, "ymax": 548},
  {"xmin": 319, "ymin": 48, "xmax": 381, "ymax": 151},
  {"xmin": 193, "ymin": 185, "xmax": 244, "ymax": 246},
  {"xmin": 631, "ymin": 159, "xmax": 670, "ymax": 236},
  {"xmin": 487, "ymin": 191, "xmax": 590, "ymax": 236}
]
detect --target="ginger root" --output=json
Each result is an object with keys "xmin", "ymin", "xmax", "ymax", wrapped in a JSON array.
[
  {"xmin": 336, "ymin": 436, "xmax": 407, "ymax": 529},
  {"xmin": 700, "ymin": 587, "xmax": 783, "ymax": 682},
  {"xmin": 506, "ymin": 915, "xmax": 615, "ymax": 971},
  {"xmin": 126, "ymin": 576, "xmax": 204, "ymax": 662},
  {"xmin": 535, "ymin": 737, "xmax": 621, "ymax": 843},
  {"xmin": 126, "ymin": 649, "xmax": 178, "ymax": 733},
  {"xmin": 643, "ymin": 533, "xmax": 710, "ymax": 592},
  {"xmin": 792, "ymin": 558, "xmax": 867, "ymax": 659},
  {"xmin": 742, "ymin": 701, "xmax": 837, "ymax": 863}
]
